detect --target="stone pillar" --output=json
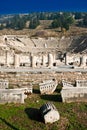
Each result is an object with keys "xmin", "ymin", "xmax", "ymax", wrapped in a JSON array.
[
  {"xmin": 76, "ymin": 80, "xmax": 79, "ymax": 87},
  {"xmin": 6, "ymin": 51, "xmax": 10, "ymax": 67},
  {"xmin": 42, "ymin": 55, "xmax": 46, "ymax": 67},
  {"xmin": 44, "ymin": 43, "xmax": 47, "ymax": 48},
  {"xmin": 4, "ymin": 35, "xmax": 8, "ymax": 44},
  {"xmin": 53, "ymin": 53, "xmax": 56, "ymax": 62},
  {"xmin": 65, "ymin": 53, "xmax": 69, "ymax": 65},
  {"xmin": 14, "ymin": 54, "xmax": 20, "ymax": 68},
  {"xmin": 48, "ymin": 53, "xmax": 53, "ymax": 67},
  {"xmin": 80, "ymin": 55, "xmax": 86, "ymax": 67},
  {"xmin": 20, "ymin": 92, "xmax": 24, "ymax": 103},
  {"xmin": 31, "ymin": 55, "xmax": 36, "ymax": 68}
]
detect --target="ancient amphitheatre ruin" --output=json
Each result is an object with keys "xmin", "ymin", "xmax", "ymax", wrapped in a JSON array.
[{"xmin": 0, "ymin": 30, "xmax": 87, "ymax": 103}]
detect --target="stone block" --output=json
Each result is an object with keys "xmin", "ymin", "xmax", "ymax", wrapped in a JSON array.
[{"xmin": 39, "ymin": 102, "xmax": 60, "ymax": 124}]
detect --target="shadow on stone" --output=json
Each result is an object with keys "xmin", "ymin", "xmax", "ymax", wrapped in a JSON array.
[
  {"xmin": 40, "ymin": 94, "xmax": 62, "ymax": 102},
  {"xmin": 55, "ymin": 87, "xmax": 62, "ymax": 93},
  {"xmin": 0, "ymin": 117, "xmax": 19, "ymax": 130},
  {"xmin": 25, "ymin": 108, "xmax": 43, "ymax": 122},
  {"xmin": 33, "ymin": 88, "xmax": 40, "ymax": 94}
]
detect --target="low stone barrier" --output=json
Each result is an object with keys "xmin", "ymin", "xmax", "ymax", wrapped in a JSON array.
[
  {"xmin": 61, "ymin": 87, "xmax": 87, "ymax": 103},
  {"xmin": 61, "ymin": 80, "xmax": 87, "ymax": 103},
  {"xmin": 0, "ymin": 89, "xmax": 26, "ymax": 104},
  {"xmin": 0, "ymin": 87, "xmax": 33, "ymax": 104},
  {"xmin": 0, "ymin": 79, "xmax": 9, "ymax": 89}
]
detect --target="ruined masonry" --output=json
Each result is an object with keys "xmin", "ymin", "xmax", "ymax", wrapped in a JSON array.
[
  {"xmin": 40, "ymin": 102, "xmax": 60, "ymax": 124},
  {"xmin": 61, "ymin": 80, "xmax": 87, "ymax": 103},
  {"xmin": 0, "ymin": 80, "xmax": 33, "ymax": 104},
  {"xmin": 0, "ymin": 35, "xmax": 87, "ymax": 103},
  {"xmin": 0, "ymin": 35, "xmax": 87, "ymax": 68},
  {"xmin": 39, "ymin": 79, "xmax": 57, "ymax": 94}
]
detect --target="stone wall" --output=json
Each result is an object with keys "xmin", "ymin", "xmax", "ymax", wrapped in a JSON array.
[
  {"xmin": 61, "ymin": 87, "xmax": 87, "ymax": 103},
  {"xmin": 0, "ymin": 89, "xmax": 27, "ymax": 104},
  {"xmin": 0, "ymin": 71, "xmax": 87, "ymax": 88}
]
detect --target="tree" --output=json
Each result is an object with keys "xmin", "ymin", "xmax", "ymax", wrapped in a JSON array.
[
  {"xmin": 83, "ymin": 14, "xmax": 87, "ymax": 26},
  {"xmin": 74, "ymin": 12, "xmax": 83, "ymax": 19},
  {"xmin": 39, "ymin": 12, "xmax": 46, "ymax": 20},
  {"xmin": 0, "ymin": 24, "xmax": 4, "ymax": 30},
  {"xmin": 16, "ymin": 19, "xmax": 25, "ymax": 30},
  {"xmin": 50, "ymin": 13, "xmax": 75, "ymax": 31},
  {"xmin": 63, "ymin": 23, "xmax": 69, "ymax": 31},
  {"xmin": 6, "ymin": 15, "xmax": 26, "ymax": 30},
  {"xmin": 29, "ymin": 18, "xmax": 40, "ymax": 29},
  {"xmin": 66, "ymin": 16, "xmax": 75, "ymax": 25},
  {"xmin": 51, "ymin": 19, "xmax": 61, "ymax": 28}
]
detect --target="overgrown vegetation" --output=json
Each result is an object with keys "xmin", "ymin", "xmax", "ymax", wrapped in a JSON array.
[
  {"xmin": 50, "ymin": 13, "xmax": 75, "ymax": 31},
  {"xmin": 29, "ymin": 18, "xmax": 40, "ymax": 29},
  {"xmin": 0, "ymin": 12, "xmax": 87, "ymax": 31},
  {"xmin": 0, "ymin": 85, "xmax": 87, "ymax": 130}
]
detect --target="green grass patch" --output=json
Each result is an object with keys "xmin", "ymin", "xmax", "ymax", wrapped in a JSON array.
[{"xmin": 0, "ymin": 85, "xmax": 87, "ymax": 130}]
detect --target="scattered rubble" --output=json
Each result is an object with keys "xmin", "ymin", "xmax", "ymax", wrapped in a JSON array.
[
  {"xmin": 61, "ymin": 79, "xmax": 87, "ymax": 103},
  {"xmin": 0, "ymin": 80, "xmax": 33, "ymax": 104},
  {"xmin": 39, "ymin": 79, "xmax": 57, "ymax": 94}
]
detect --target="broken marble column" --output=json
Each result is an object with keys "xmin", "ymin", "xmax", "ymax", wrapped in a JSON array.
[
  {"xmin": 53, "ymin": 53, "xmax": 56, "ymax": 62},
  {"xmin": 48, "ymin": 53, "xmax": 53, "ymax": 67},
  {"xmin": 14, "ymin": 54, "xmax": 20, "ymax": 68},
  {"xmin": 39, "ymin": 102, "xmax": 60, "ymax": 124},
  {"xmin": 20, "ymin": 92, "xmax": 25, "ymax": 103},
  {"xmin": 44, "ymin": 43, "xmax": 47, "ymax": 48},
  {"xmin": 6, "ymin": 51, "xmax": 10, "ymax": 67},
  {"xmin": 42, "ymin": 55, "xmax": 46, "ymax": 66},
  {"xmin": 80, "ymin": 55, "xmax": 86, "ymax": 67},
  {"xmin": 31, "ymin": 55, "xmax": 37, "ymax": 68},
  {"xmin": 65, "ymin": 53, "xmax": 69, "ymax": 65}
]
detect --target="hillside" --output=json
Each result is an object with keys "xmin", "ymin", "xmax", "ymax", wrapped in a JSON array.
[
  {"xmin": 0, "ymin": 23, "xmax": 87, "ymax": 37},
  {"xmin": 0, "ymin": 12, "xmax": 87, "ymax": 53},
  {"xmin": 0, "ymin": 26, "xmax": 87, "ymax": 53}
]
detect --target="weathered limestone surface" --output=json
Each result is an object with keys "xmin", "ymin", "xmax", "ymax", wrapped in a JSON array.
[
  {"xmin": 76, "ymin": 80, "xmax": 87, "ymax": 87},
  {"xmin": 0, "ymin": 79, "xmax": 8, "ymax": 89},
  {"xmin": 48, "ymin": 53, "xmax": 54, "ymax": 67},
  {"xmin": 0, "ymin": 87, "xmax": 33, "ymax": 104},
  {"xmin": 39, "ymin": 79, "xmax": 57, "ymax": 94},
  {"xmin": 40, "ymin": 102, "xmax": 60, "ymax": 124},
  {"xmin": 0, "ymin": 89, "xmax": 27, "ymax": 104},
  {"xmin": 0, "ymin": 72, "xmax": 87, "ymax": 87},
  {"xmin": 61, "ymin": 87, "xmax": 87, "ymax": 103},
  {"xmin": 14, "ymin": 54, "xmax": 20, "ymax": 68},
  {"xmin": 0, "ymin": 35, "xmax": 87, "ymax": 68},
  {"xmin": 79, "ymin": 55, "xmax": 87, "ymax": 68},
  {"xmin": 61, "ymin": 80, "xmax": 87, "ymax": 103}
]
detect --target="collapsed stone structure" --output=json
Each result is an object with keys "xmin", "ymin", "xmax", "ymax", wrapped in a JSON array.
[
  {"xmin": 0, "ymin": 89, "xmax": 27, "ymax": 104},
  {"xmin": 61, "ymin": 80, "xmax": 87, "ymax": 103},
  {"xmin": 0, "ymin": 35, "xmax": 60, "ymax": 68},
  {"xmin": 39, "ymin": 102, "xmax": 60, "ymax": 124},
  {"xmin": 39, "ymin": 79, "xmax": 57, "ymax": 94},
  {"xmin": 0, "ymin": 35, "xmax": 87, "ymax": 69},
  {"xmin": 0, "ymin": 79, "xmax": 8, "ymax": 89},
  {"xmin": 0, "ymin": 79, "xmax": 33, "ymax": 104},
  {"xmin": 0, "ymin": 35, "xmax": 87, "ymax": 103},
  {"xmin": 65, "ymin": 53, "xmax": 87, "ymax": 68}
]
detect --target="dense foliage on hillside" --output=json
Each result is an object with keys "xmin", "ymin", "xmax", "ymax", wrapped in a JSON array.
[
  {"xmin": 29, "ymin": 18, "xmax": 40, "ymax": 29},
  {"xmin": 6, "ymin": 15, "xmax": 25, "ymax": 30},
  {"xmin": 0, "ymin": 12, "xmax": 87, "ymax": 30},
  {"xmin": 50, "ymin": 13, "xmax": 75, "ymax": 30}
]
